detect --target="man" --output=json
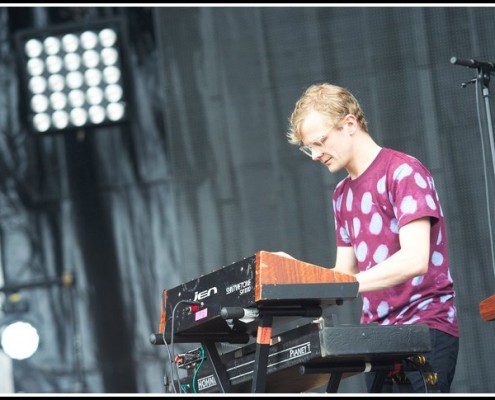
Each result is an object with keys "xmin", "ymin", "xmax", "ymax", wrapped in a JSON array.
[{"xmin": 286, "ymin": 83, "xmax": 459, "ymax": 393}]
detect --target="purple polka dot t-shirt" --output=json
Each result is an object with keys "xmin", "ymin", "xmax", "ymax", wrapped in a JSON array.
[{"xmin": 333, "ymin": 148, "xmax": 459, "ymax": 337}]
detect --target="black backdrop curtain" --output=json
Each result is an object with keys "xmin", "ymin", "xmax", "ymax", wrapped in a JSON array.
[
  {"xmin": 0, "ymin": 6, "xmax": 494, "ymax": 393},
  {"xmin": 0, "ymin": 7, "xmax": 173, "ymax": 393}
]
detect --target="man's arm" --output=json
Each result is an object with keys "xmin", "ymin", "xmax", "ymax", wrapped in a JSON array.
[
  {"xmin": 354, "ymin": 217, "xmax": 431, "ymax": 293},
  {"xmin": 334, "ymin": 245, "xmax": 359, "ymax": 276}
]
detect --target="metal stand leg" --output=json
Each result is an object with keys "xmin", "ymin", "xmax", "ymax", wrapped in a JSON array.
[
  {"xmin": 202, "ymin": 340, "xmax": 232, "ymax": 393},
  {"xmin": 325, "ymin": 373, "xmax": 343, "ymax": 392},
  {"xmin": 369, "ymin": 370, "xmax": 387, "ymax": 393},
  {"xmin": 251, "ymin": 314, "xmax": 273, "ymax": 393}
]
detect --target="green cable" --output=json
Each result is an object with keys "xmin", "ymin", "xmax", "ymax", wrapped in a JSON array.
[{"xmin": 192, "ymin": 346, "xmax": 206, "ymax": 393}]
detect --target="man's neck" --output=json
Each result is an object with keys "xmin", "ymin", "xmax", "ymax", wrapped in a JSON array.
[{"xmin": 347, "ymin": 134, "xmax": 382, "ymax": 180}]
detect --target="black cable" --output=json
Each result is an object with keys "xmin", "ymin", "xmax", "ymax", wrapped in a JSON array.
[
  {"xmin": 404, "ymin": 357, "xmax": 428, "ymax": 393},
  {"xmin": 416, "ymin": 364, "xmax": 428, "ymax": 393},
  {"xmin": 192, "ymin": 346, "xmax": 206, "ymax": 393},
  {"xmin": 170, "ymin": 299, "xmax": 201, "ymax": 394},
  {"xmin": 162, "ymin": 340, "xmax": 177, "ymax": 394},
  {"xmin": 160, "ymin": 293, "xmax": 177, "ymax": 394}
]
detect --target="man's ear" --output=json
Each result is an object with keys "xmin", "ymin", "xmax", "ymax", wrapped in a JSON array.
[{"xmin": 344, "ymin": 114, "xmax": 358, "ymax": 133}]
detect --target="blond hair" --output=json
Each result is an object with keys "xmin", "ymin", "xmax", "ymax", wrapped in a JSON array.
[{"xmin": 287, "ymin": 83, "xmax": 368, "ymax": 145}]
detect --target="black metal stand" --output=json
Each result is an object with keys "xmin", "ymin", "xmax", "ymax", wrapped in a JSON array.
[
  {"xmin": 218, "ymin": 305, "xmax": 322, "ymax": 393},
  {"xmin": 152, "ymin": 304, "xmax": 324, "ymax": 394},
  {"xmin": 201, "ymin": 340, "xmax": 232, "ymax": 393},
  {"xmin": 451, "ymin": 56, "xmax": 495, "ymax": 313},
  {"xmin": 154, "ymin": 318, "xmax": 436, "ymax": 394},
  {"xmin": 478, "ymin": 65, "xmax": 495, "ymax": 181},
  {"xmin": 451, "ymin": 57, "xmax": 495, "ymax": 179},
  {"xmin": 299, "ymin": 357, "xmax": 438, "ymax": 393},
  {"xmin": 250, "ymin": 314, "xmax": 273, "ymax": 393}
]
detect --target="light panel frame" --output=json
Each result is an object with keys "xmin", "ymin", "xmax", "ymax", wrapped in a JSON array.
[{"xmin": 15, "ymin": 17, "xmax": 130, "ymax": 135}]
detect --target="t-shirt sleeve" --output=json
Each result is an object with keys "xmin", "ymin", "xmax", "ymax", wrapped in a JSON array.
[
  {"xmin": 333, "ymin": 187, "xmax": 352, "ymax": 247},
  {"xmin": 389, "ymin": 159, "xmax": 442, "ymax": 229}
]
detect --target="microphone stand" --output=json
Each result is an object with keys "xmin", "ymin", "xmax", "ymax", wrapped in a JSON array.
[
  {"xmin": 451, "ymin": 57, "xmax": 495, "ymax": 319},
  {"xmin": 451, "ymin": 57, "xmax": 495, "ymax": 181},
  {"xmin": 478, "ymin": 66, "xmax": 495, "ymax": 182}
]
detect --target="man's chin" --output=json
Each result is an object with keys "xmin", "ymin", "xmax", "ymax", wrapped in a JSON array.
[{"xmin": 326, "ymin": 164, "xmax": 340, "ymax": 173}]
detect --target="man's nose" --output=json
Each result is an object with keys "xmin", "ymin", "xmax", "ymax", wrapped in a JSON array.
[{"xmin": 311, "ymin": 147, "xmax": 323, "ymax": 161}]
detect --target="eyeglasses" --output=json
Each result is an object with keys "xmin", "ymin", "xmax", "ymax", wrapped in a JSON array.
[{"xmin": 299, "ymin": 132, "xmax": 329, "ymax": 158}]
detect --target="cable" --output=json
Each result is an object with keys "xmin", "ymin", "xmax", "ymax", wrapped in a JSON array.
[
  {"xmin": 160, "ymin": 293, "xmax": 177, "ymax": 393},
  {"xmin": 159, "ymin": 292, "xmax": 176, "ymax": 393},
  {"xmin": 408, "ymin": 358, "xmax": 428, "ymax": 393},
  {"xmin": 192, "ymin": 346, "xmax": 206, "ymax": 393},
  {"xmin": 162, "ymin": 340, "xmax": 177, "ymax": 393},
  {"xmin": 170, "ymin": 299, "xmax": 201, "ymax": 394},
  {"xmin": 181, "ymin": 383, "xmax": 189, "ymax": 393}
]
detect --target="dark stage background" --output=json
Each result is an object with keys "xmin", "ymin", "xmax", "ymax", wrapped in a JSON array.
[{"xmin": 0, "ymin": 6, "xmax": 494, "ymax": 393}]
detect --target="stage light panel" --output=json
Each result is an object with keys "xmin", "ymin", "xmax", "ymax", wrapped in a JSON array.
[{"xmin": 16, "ymin": 18, "xmax": 129, "ymax": 134}]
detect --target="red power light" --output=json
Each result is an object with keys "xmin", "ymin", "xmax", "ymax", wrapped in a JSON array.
[{"xmin": 190, "ymin": 304, "xmax": 199, "ymax": 313}]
